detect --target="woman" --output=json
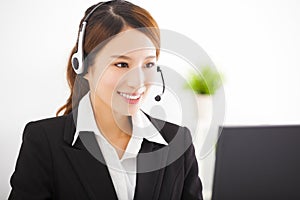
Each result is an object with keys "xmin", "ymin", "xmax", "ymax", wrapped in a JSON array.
[{"xmin": 9, "ymin": 1, "xmax": 203, "ymax": 199}]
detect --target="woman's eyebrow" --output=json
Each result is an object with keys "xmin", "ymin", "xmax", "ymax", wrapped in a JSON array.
[
  {"xmin": 110, "ymin": 55, "xmax": 156, "ymax": 60},
  {"xmin": 144, "ymin": 55, "xmax": 156, "ymax": 59},
  {"xmin": 111, "ymin": 55, "xmax": 131, "ymax": 60}
]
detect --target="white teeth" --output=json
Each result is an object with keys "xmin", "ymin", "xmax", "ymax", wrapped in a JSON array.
[{"xmin": 119, "ymin": 92, "xmax": 141, "ymax": 100}]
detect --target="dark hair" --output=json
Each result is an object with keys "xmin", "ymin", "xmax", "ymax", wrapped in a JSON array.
[{"xmin": 56, "ymin": 1, "xmax": 160, "ymax": 116}]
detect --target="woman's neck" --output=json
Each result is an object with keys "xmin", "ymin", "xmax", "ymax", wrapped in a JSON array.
[{"xmin": 89, "ymin": 92, "xmax": 132, "ymax": 157}]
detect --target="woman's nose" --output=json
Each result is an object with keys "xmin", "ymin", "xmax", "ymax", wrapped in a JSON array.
[{"xmin": 126, "ymin": 67, "xmax": 145, "ymax": 88}]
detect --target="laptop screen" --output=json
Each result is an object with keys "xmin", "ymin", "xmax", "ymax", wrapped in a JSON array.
[{"xmin": 212, "ymin": 125, "xmax": 300, "ymax": 200}]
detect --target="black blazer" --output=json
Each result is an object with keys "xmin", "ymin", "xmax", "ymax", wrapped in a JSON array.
[{"xmin": 9, "ymin": 109, "xmax": 203, "ymax": 200}]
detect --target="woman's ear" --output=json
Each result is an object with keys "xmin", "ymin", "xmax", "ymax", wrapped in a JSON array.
[
  {"xmin": 83, "ymin": 72, "xmax": 90, "ymax": 81},
  {"xmin": 83, "ymin": 66, "xmax": 92, "ymax": 81}
]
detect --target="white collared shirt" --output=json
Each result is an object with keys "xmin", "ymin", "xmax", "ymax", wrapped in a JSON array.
[{"xmin": 72, "ymin": 92, "xmax": 168, "ymax": 200}]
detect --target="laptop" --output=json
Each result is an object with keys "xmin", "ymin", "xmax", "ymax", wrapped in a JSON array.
[{"xmin": 211, "ymin": 125, "xmax": 300, "ymax": 200}]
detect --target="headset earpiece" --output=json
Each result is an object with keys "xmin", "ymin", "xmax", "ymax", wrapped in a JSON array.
[
  {"xmin": 72, "ymin": 2, "xmax": 106, "ymax": 75},
  {"xmin": 71, "ymin": 53, "xmax": 82, "ymax": 74},
  {"xmin": 71, "ymin": 22, "xmax": 88, "ymax": 75}
]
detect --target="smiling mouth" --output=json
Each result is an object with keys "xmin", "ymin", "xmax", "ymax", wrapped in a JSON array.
[{"xmin": 117, "ymin": 91, "xmax": 144, "ymax": 104}]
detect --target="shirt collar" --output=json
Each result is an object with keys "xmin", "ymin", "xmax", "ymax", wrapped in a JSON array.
[{"xmin": 72, "ymin": 91, "xmax": 168, "ymax": 146}]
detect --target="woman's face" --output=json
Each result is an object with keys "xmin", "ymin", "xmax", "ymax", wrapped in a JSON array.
[{"xmin": 84, "ymin": 28, "xmax": 157, "ymax": 116}]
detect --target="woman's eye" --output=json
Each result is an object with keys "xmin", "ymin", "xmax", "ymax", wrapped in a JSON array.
[
  {"xmin": 145, "ymin": 62, "xmax": 156, "ymax": 68},
  {"xmin": 115, "ymin": 62, "xmax": 129, "ymax": 68}
]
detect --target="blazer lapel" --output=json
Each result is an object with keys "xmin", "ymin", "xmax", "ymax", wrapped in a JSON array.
[
  {"xmin": 134, "ymin": 138, "xmax": 170, "ymax": 200},
  {"xmin": 62, "ymin": 112, "xmax": 118, "ymax": 200}
]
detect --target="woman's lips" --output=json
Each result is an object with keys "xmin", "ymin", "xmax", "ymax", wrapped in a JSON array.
[{"xmin": 117, "ymin": 91, "xmax": 144, "ymax": 104}]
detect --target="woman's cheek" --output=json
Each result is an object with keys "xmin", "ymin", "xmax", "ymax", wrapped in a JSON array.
[{"xmin": 96, "ymin": 70, "xmax": 121, "ymax": 100}]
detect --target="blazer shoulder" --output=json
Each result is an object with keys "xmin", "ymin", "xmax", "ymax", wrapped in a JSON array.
[
  {"xmin": 143, "ymin": 112, "xmax": 192, "ymax": 144},
  {"xmin": 23, "ymin": 114, "xmax": 70, "ymax": 142},
  {"xmin": 26, "ymin": 114, "xmax": 67, "ymax": 130},
  {"xmin": 28, "ymin": 114, "xmax": 67, "ymax": 125}
]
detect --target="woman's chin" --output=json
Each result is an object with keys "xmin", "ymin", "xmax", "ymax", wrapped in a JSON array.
[
  {"xmin": 112, "ymin": 95, "xmax": 145, "ymax": 116},
  {"xmin": 113, "ymin": 107, "xmax": 140, "ymax": 116}
]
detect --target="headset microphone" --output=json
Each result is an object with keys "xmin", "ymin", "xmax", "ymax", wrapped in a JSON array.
[{"xmin": 155, "ymin": 66, "xmax": 165, "ymax": 102}]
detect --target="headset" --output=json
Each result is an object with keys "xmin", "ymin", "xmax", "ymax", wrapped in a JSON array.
[
  {"xmin": 71, "ymin": 2, "xmax": 105, "ymax": 75},
  {"xmin": 71, "ymin": 1, "xmax": 165, "ymax": 101},
  {"xmin": 154, "ymin": 66, "xmax": 165, "ymax": 101}
]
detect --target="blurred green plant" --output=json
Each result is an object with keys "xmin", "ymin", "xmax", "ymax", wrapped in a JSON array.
[{"xmin": 185, "ymin": 66, "xmax": 224, "ymax": 95}]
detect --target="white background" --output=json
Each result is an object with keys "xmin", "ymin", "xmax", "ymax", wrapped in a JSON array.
[{"xmin": 1, "ymin": 0, "xmax": 300, "ymax": 198}]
